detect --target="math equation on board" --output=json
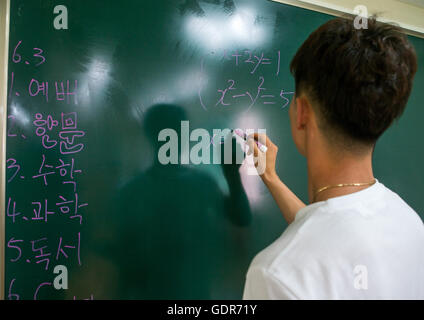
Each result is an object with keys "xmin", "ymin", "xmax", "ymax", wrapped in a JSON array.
[
  {"xmin": 5, "ymin": 40, "xmax": 92, "ymax": 300},
  {"xmin": 198, "ymin": 49, "xmax": 294, "ymax": 111}
]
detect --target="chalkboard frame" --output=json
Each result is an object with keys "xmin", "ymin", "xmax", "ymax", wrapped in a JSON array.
[
  {"xmin": 0, "ymin": 0, "xmax": 11, "ymax": 301},
  {"xmin": 272, "ymin": 0, "xmax": 424, "ymax": 38}
]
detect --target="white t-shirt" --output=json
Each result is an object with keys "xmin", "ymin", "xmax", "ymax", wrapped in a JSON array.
[{"xmin": 243, "ymin": 180, "xmax": 424, "ymax": 299}]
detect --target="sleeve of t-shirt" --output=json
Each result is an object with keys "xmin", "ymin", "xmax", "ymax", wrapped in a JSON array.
[{"xmin": 243, "ymin": 266, "xmax": 298, "ymax": 300}]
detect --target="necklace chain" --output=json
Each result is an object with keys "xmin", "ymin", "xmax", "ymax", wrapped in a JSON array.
[{"xmin": 314, "ymin": 179, "xmax": 376, "ymax": 202}]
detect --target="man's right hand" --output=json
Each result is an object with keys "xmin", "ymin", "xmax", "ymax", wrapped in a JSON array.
[{"xmin": 247, "ymin": 133, "xmax": 279, "ymax": 182}]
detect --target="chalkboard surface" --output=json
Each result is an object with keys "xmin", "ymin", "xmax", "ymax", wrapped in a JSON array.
[{"xmin": 4, "ymin": 0, "xmax": 424, "ymax": 299}]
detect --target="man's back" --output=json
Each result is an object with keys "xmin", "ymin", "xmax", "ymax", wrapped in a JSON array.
[{"xmin": 243, "ymin": 180, "xmax": 424, "ymax": 299}]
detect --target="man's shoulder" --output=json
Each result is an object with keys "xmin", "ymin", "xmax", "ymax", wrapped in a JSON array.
[
  {"xmin": 245, "ymin": 204, "xmax": 334, "ymax": 299},
  {"xmin": 248, "ymin": 203, "xmax": 328, "ymax": 273}
]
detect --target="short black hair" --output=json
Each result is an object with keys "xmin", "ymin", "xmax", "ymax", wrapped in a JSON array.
[{"xmin": 290, "ymin": 16, "xmax": 417, "ymax": 148}]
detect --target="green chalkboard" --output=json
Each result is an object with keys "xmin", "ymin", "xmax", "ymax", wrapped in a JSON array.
[{"xmin": 4, "ymin": 0, "xmax": 424, "ymax": 299}]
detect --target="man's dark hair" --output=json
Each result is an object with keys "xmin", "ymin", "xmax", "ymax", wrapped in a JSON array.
[{"xmin": 290, "ymin": 16, "xmax": 417, "ymax": 148}]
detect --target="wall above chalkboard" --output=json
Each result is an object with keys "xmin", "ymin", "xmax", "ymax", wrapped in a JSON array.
[{"xmin": 273, "ymin": 0, "xmax": 424, "ymax": 37}]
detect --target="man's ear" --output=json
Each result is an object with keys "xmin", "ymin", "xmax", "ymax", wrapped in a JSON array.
[{"xmin": 295, "ymin": 96, "xmax": 310, "ymax": 130}]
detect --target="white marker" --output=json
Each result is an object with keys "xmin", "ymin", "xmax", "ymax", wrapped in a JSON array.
[{"xmin": 232, "ymin": 129, "xmax": 268, "ymax": 153}]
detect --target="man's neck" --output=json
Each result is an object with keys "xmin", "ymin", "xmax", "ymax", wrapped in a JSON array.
[{"xmin": 307, "ymin": 149, "xmax": 375, "ymax": 203}]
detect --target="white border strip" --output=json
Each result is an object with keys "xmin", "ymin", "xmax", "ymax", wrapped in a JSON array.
[
  {"xmin": 272, "ymin": 0, "xmax": 424, "ymax": 38},
  {"xmin": 0, "ymin": 0, "xmax": 10, "ymax": 301}
]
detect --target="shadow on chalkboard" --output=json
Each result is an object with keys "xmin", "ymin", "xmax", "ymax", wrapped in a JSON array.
[{"xmin": 111, "ymin": 103, "xmax": 252, "ymax": 299}]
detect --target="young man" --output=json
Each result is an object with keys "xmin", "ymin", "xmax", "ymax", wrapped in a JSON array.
[{"xmin": 243, "ymin": 17, "xmax": 424, "ymax": 299}]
